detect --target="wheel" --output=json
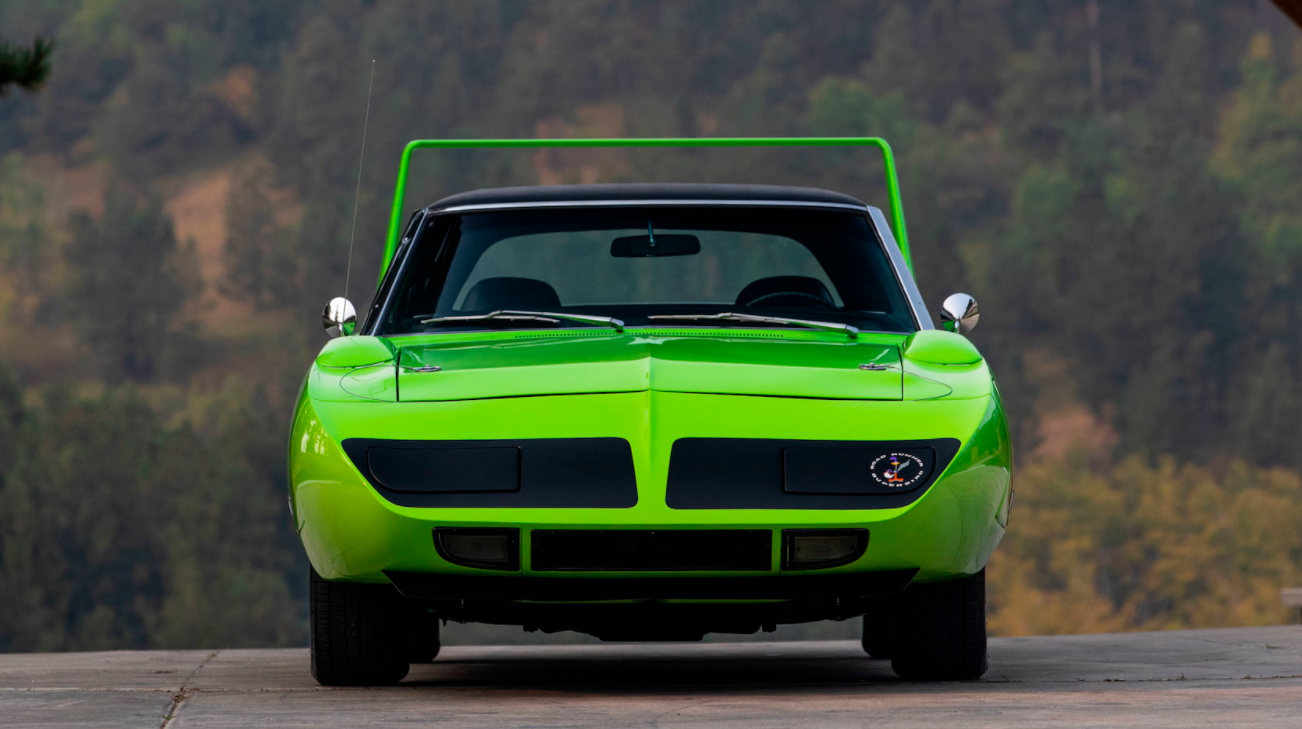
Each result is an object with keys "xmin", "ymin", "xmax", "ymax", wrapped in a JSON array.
[
  {"xmin": 860, "ymin": 602, "xmax": 895, "ymax": 659},
  {"xmin": 889, "ymin": 570, "xmax": 988, "ymax": 681},
  {"xmin": 310, "ymin": 568, "xmax": 411, "ymax": 686},
  {"xmin": 407, "ymin": 605, "xmax": 441, "ymax": 663}
]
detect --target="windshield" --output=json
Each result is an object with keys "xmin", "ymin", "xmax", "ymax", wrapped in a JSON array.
[{"xmin": 371, "ymin": 207, "xmax": 915, "ymax": 335}]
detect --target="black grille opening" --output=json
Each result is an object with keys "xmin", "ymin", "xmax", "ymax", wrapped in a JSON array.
[
  {"xmin": 369, "ymin": 446, "xmax": 520, "ymax": 493},
  {"xmin": 666, "ymin": 437, "xmax": 962, "ymax": 510},
  {"xmin": 341, "ymin": 437, "xmax": 637, "ymax": 508},
  {"xmin": 531, "ymin": 530, "xmax": 772, "ymax": 572}
]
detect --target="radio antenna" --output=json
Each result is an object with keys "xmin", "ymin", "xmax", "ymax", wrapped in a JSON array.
[{"xmin": 343, "ymin": 59, "xmax": 377, "ymax": 319}]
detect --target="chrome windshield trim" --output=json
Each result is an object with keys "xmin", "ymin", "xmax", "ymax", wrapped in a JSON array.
[
  {"xmin": 430, "ymin": 199, "xmax": 870, "ymax": 214},
  {"xmin": 867, "ymin": 206, "xmax": 933, "ymax": 331},
  {"xmin": 382, "ymin": 325, "xmax": 910, "ymax": 339}
]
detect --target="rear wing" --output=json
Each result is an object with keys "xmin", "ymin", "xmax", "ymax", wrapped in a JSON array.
[{"xmin": 381, "ymin": 137, "xmax": 911, "ymax": 283}]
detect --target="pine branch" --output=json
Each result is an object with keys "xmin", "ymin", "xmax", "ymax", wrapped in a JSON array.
[{"xmin": 0, "ymin": 37, "xmax": 54, "ymax": 96}]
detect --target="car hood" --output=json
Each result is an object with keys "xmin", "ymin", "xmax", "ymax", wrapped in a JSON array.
[{"xmin": 393, "ymin": 333, "xmax": 903, "ymax": 402}]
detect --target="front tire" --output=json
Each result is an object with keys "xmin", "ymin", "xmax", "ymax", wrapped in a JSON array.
[
  {"xmin": 310, "ymin": 568, "xmax": 411, "ymax": 686},
  {"xmin": 860, "ymin": 602, "xmax": 895, "ymax": 659},
  {"xmin": 407, "ymin": 605, "xmax": 441, "ymax": 664},
  {"xmin": 889, "ymin": 570, "xmax": 988, "ymax": 681}
]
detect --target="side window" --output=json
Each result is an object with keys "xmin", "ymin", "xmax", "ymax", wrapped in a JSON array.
[
  {"xmin": 362, "ymin": 213, "xmax": 423, "ymax": 333},
  {"xmin": 377, "ymin": 216, "xmax": 456, "ymax": 332}
]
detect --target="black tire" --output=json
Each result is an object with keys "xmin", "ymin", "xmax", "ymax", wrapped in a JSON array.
[
  {"xmin": 860, "ymin": 602, "xmax": 895, "ymax": 659},
  {"xmin": 889, "ymin": 569, "xmax": 988, "ymax": 681},
  {"xmin": 407, "ymin": 605, "xmax": 441, "ymax": 664},
  {"xmin": 310, "ymin": 568, "xmax": 411, "ymax": 686}
]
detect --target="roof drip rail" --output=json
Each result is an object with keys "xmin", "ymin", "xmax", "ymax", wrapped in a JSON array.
[{"xmin": 380, "ymin": 137, "xmax": 912, "ymax": 284}]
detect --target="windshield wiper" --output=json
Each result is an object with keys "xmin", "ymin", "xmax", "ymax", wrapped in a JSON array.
[
  {"xmin": 421, "ymin": 310, "xmax": 625, "ymax": 332},
  {"xmin": 647, "ymin": 312, "xmax": 858, "ymax": 339}
]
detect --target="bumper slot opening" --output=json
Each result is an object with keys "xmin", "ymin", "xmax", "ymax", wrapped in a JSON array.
[
  {"xmin": 385, "ymin": 568, "xmax": 918, "ymax": 601},
  {"xmin": 531, "ymin": 529, "xmax": 772, "ymax": 572}
]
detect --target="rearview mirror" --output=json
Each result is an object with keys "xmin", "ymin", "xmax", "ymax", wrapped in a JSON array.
[
  {"xmin": 611, "ymin": 234, "xmax": 700, "ymax": 258},
  {"xmin": 939, "ymin": 293, "xmax": 979, "ymax": 335},
  {"xmin": 322, "ymin": 297, "xmax": 357, "ymax": 338}
]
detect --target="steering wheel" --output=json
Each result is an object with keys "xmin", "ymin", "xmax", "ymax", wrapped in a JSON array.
[{"xmin": 742, "ymin": 290, "xmax": 838, "ymax": 310}]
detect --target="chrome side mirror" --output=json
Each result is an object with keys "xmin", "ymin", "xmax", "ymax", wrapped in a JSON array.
[
  {"xmin": 939, "ymin": 293, "xmax": 979, "ymax": 335},
  {"xmin": 322, "ymin": 297, "xmax": 357, "ymax": 338}
]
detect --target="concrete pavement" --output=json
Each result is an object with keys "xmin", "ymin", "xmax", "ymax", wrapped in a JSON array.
[{"xmin": 0, "ymin": 626, "xmax": 1299, "ymax": 727}]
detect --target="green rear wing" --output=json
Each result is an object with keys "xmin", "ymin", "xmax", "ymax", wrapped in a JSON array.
[{"xmin": 381, "ymin": 137, "xmax": 910, "ymax": 283}]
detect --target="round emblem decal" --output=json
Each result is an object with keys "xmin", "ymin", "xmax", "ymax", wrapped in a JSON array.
[{"xmin": 868, "ymin": 452, "xmax": 926, "ymax": 489}]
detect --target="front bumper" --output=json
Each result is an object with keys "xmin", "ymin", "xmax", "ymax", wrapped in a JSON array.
[
  {"xmin": 385, "ymin": 569, "xmax": 918, "ymax": 601},
  {"xmin": 290, "ymin": 390, "xmax": 1011, "ymax": 588}
]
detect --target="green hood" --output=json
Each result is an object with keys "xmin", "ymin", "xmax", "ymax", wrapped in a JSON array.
[{"xmin": 393, "ymin": 333, "xmax": 902, "ymax": 402}]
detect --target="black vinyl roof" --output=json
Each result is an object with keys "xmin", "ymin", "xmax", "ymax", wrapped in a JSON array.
[{"xmin": 427, "ymin": 183, "xmax": 868, "ymax": 212}]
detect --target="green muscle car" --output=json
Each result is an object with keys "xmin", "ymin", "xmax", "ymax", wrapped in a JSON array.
[{"xmin": 292, "ymin": 138, "xmax": 1012, "ymax": 685}]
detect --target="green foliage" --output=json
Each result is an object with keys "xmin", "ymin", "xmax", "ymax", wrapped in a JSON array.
[
  {"xmin": 63, "ymin": 191, "xmax": 200, "ymax": 382},
  {"xmin": 990, "ymin": 455, "xmax": 1302, "ymax": 635},
  {"xmin": 0, "ymin": 380, "xmax": 305, "ymax": 651},
  {"xmin": 221, "ymin": 161, "xmax": 293, "ymax": 309},
  {"xmin": 0, "ymin": 153, "xmax": 50, "ymax": 323},
  {"xmin": 0, "ymin": 36, "xmax": 53, "ymax": 96},
  {"xmin": 265, "ymin": 12, "xmax": 363, "ymax": 195},
  {"xmin": 292, "ymin": 186, "xmax": 371, "ymax": 315}
]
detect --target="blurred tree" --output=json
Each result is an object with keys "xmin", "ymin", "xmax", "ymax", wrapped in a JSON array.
[
  {"xmin": 0, "ymin": 382, "xmax": 305, "ymax": 651},
  {"xmin": 0, "ymin": 36, "xmax": 52, "ymax": 96},
  {"xmin": 221, "ymin": 161, "xmax": 294, "ymax": 310},
  {"xmin": 989, "ymin": 454, "xmax": 1302, "ymax": 636},
  {"xmin": 996, "ymin": 34, "xmax": 1095, "ymax": 163},
  {"xmin": 17, "ymin": 24, "xmax": 131, "ymax": 158},
  {"xmin": 982, "ymin": 24, "xmax": 1250, "ymax": 463},
  {"xmin": 1213, "ymin": 33, "xmax": 1302, "ymax": 466},
  {"xmin": 0, "ymin": 365, "xmax": 22, "ymax": 483},
  {"xmin": 97, "ymin": 43, "xmax": 253, "ymax": 179},
  {"xmin": 913, "ymin": 0, "xmax": 1014, "ymax": 120},
  {"xmin": 266, "ymin": 13, "xmax": 363, "ymax": 196},
  {"xmin": 860, "ymin": 5, "xmax": 927, "ymax": 110},
  {"xmin": 1106, "ymin": 26, "xmax": 1245, "ymax": 460},
  {"xmin": 63, "ymin": 192, "xmax": 199, "ymax": 382},
  {"xmin": 0, "ymin": 154, "xmax": 50, "ymax": 324},
  {"xmin": 290, "ymin": 185, "xmax": 363, "ymax": 316}
]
